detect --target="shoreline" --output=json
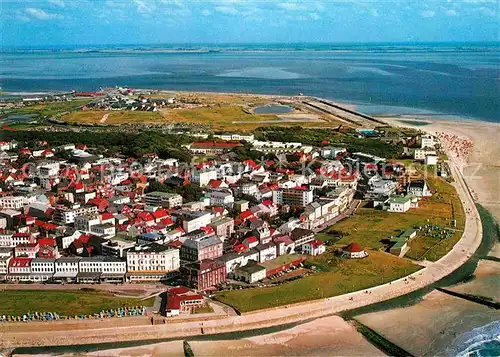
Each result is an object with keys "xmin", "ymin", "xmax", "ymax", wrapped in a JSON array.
[
  {"xmin": 378, "ymin": 115, "xmax": 500, "ymax": 222},
  {"xmin": 0, "ymin": 98, "xmax": 487, "ymax": 349},
  {"xmin": 3, "ymin": 87, "xmax": 499, "ymax": 125}
]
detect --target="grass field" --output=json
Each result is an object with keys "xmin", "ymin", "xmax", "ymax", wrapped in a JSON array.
[
  {"xmin": 215, "ymin": 250, "xmax": 420, "ymax": 313},
  {"xmin": 61, "ymin": 104, "xmax": 334, "ymax": 131},
  {"xmin": 61, "ymin": 110, "xmax": 163, "ymax": 124},
  {"xmin": 162, "ymin": 105, "xmax": 291, "ymax": 131},
  {"xmin": 5, "ymin": 100, "xmax": 91, "ymax": 119},
  {"xmin": 326, "ymin": 168, "xmax": 465, "ymax": 262},
  {"xmin": 0, "ymin": 290, "xmax": 154, "ymax": 316}
]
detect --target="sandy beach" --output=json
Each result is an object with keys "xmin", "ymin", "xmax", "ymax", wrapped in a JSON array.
[
  {"xmin": 447, "ymin": 259, "xmax": 500, "ymax": 303},
  {"xmin": 382, "ymin": 116, "xmax": 500, "ymax": 222},
  {"xmin": 36, "ymin": 316, "xmax": 381, "ymax": 357},
  {"xmin": 356, "ymin": 289, "xmax": 500, "ymax": 356},
  {"xmin": 189, "ymin": 316, "xmax": 383, "ymax": 357}
]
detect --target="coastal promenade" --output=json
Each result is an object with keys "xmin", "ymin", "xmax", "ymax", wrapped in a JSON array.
[{"xmin": 0, "ymin": 153, "xmax": 483, "ymax": 348}]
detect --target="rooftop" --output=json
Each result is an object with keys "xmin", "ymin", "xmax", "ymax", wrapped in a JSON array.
[
  {"xmin": 235, "ymin": 263, "xmax": 266, "ymax": 275},
  {"xmin": 260, "ymin": 254, "xmax": 303, "ymax": 270}
]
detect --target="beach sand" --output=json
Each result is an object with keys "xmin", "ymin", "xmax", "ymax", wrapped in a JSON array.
[
  {"xmin": 12, "ymin": 341, "xmax": 185, "ymax": 357},
  {"xmin": 488, "ymin": 242, "xmax": 500, "ymax": 259},
  {"xmin": 189, "ymin": 315, "xmax": 383, "ymax": 357},
  {"xmin": 355, "ymin": 289, "xmax": 500, "ymax": 356},
  {"xmin": 447, "ymin": 259, "xmax": 500, "ymax": 303},
  {"xmin": 382, "ymin": 117, "xmax": 500, "ymax": 222},
  {"xmin": 39, "ymin": 316, "xmax": 382, "ymax": 357}
]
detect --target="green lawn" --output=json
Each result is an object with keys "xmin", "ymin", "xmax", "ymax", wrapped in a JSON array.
[
  {"xmin": 0, "ymin": 290, "xmax": 154, "ymax": 316},
  {"xmin": 62, "ymin": 110, "xmax": 163, "ymax": 124},
  {"xmin": 167, "ymin": 106, "xmax": 280, "ymax": 128},
  {"xmin": 331, "ymin": 169, "xmax": 465, "ymax": 262},
  {"xmin": 215, "ymin": 250, "xmax": 420, "ymax": 313},
  {"xmin": 5, "ymin": 99, "xmax": 91, "ymax": 118}
]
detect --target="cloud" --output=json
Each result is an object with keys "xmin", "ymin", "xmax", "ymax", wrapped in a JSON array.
[
  {"xmin": 25, "ymin": 8, "xmax": 61, "ymax": 20},
  {"xmin": 476, "ymin": 6, "xmax": 497, "ymax": 16},
  {"xmin": 201, "ymin": 9, "xmax": 211, "ymax": 16},
  {"xmin": 278, "ymin": 3, "xmax": 302, "ymax": 11},
  {"xmin": 420, "ymin": 10, "xmax": 436, "ymax": 18},
  {"xmin": 215, "ymin": 6, "xmax": 238, "ymax": 15},
  {"xmin": 48, "ymin": 0, "xmax": 65, "ymax": 8},
  {"xmin": 134, "ymin": 0, "xmax": 151, "ymax": 13},
  {"xmin": 445, "ymin": 9, "xmax": 457, "ymax": 16},
  {"xmin": 462, "ymin": 0, "xmax": 496, "ymax": 4}
]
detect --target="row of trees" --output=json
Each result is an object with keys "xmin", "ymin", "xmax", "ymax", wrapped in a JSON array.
[
  {"xmin": 254, "ymin": 126, "xmax": 404, "ymax": 159},
  {"xmin": 1, "ymin": 129, "xmax": 194, "ymax": 162}
]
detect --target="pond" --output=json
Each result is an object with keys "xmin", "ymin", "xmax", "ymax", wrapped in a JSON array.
[
  {"xmin": 1, "ymin": 114, "xmax": 38, "ymax": 123},
  {"xmin": 253, "ymin": 105, "xmax": 293, "ymax": 114}
]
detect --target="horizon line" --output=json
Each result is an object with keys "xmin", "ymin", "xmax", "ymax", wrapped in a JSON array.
[{"xmin": 2, "ymin": 40, "xmax": 499, "ymax": 50}]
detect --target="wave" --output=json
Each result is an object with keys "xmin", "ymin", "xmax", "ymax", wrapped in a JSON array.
[
  {"xmin": 447, "ymin": 321, "xmax": 500, "ymax": 357},
  {"xmin": 1, "ymin": 43, "xmax": 499, "ymax": 55}
]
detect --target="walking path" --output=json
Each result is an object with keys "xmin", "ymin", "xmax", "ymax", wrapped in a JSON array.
[
  {"xmin": 99, "ymin": 113, "xmax": 109, "ymax": 123},
  {"xmin": 0, "ymin": 154, "xmax": 482, "ymax": 348}
]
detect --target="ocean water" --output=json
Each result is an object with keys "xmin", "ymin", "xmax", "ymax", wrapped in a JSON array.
[
  {"xmin": 0, "ymin": 42, "xmax": 499, "ymax": 122},
  {"xmin": 447, "ymin": 321, "xmax": 500, "ymax": 357}
]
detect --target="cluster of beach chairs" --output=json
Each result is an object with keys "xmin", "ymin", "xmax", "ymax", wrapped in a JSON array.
[
  {"xmin": 418, "ymin": 224, "xmax": 454, "ymax": 239},
  {"xmin": 1, "ymin": 306, "xmax": 147, "ymax": 323}
]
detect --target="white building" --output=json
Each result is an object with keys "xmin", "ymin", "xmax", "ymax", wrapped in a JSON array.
[
  {"xmin": 78, "ymin": 256, "xmax": 126, "ymax": 282},
  {"xmin": 255, "ymin": 242, "xmax": 277, "ymax": 263},
  {"xmin": 421, "ymin": 134, "xmax": 435, "ymax": 149},
  {"xmin": 386, "ymin": 195, "xmax": 418, "ymax": 213},
  {"xmin": 0, "ymin": 256, "xmax": 11, "ymax": 276},
  {"xmin": 145, "ymin": 192, "xmax": 183, "ymax": 208},
  {"xmin": 126, "ymin": 244, "xmax": 180, "ymax": 282},
  {"xmin": 407, "ymin": 181, "xmax": 432, "ymax": 198},
  {"xmin": 37, "ymin": 162, "xmax": 60, "ymax": 177},
  {"xmin": 53, "ymin": 205, "xmax": 98, "ymax": 224},
  {"xmin": 210, "ymin": 191, "xmax": 234, "ymax": 208},
  {"xmin": 0, "ymin": 232, "xmax": 13, "ymax": 247},
  {"xmin": 91, "ymin": 223, "xmax": 116, "ymax": 238},
  {"xmin": 0, "ymin": 196, "xmax": 24, "ymax": 210},
  {"xmin": 59, "ymin": 230, "xmax": 83, "ymax": 250},
  {"xmin": 234, "ymin": 264, "xmax": 266, "ymax": 283},
  {"xmin": 273, "ymin": 187, "xmax": 314, "ymax": 208},
  {"xmin": 191, "ymin": 169, "xmax": 217, "ymax": 187},
  {"xmin": 31, "ymin": 258, "xmax": 55, "ymax": 274},
  {"xmin": 101, "ymin": 239, "xmax": 135, "ymax": 258},
  {"xmin": 425, "ymin": 155, "xmax": 438, "ymax": 165},
  {"xmin": 54, "ymin": 257, "xmax": 81, "ymax": 282},
  {"xmin": 414, "ymin": 148, "xmax": 437, "ymax": 161},
  {"xmin": 217, "ymin": 250, "xmax": 259, "ymax": 274},
  {"xmin": 30, "ymin": 258, "xmax": 55, "ymax": 281},
  {"xmin": 182, "ymin": 211, "xmax": 212, "ymax": 233},
  {"xmin": 302, "ymin": 240, "xmax": 326, "ymax": 256},
  {"xmin": 74, "ymin": 214, "xmax": 101, "ymax": 232},
  {"xmin": 320, "ymin": 147, "xmax": 347, "ymax": 159}
]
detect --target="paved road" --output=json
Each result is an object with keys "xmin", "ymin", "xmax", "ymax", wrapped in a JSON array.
[
  {"xmin": 1, "ymin": 155, "xmax": 483, "ymax": 348},
  {"xmin": 313, "ymin": 199, "xmax": 361, "ymax": 233}
]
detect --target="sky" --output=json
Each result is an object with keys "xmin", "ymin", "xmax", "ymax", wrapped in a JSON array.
[{"xmin": 1, "ymin": 0, "xmax": 499, "ymax": 47}]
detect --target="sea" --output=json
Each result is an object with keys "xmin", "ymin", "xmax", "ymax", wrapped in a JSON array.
[
  {"xmin": 0, "ymin": 42, "xmax": 499, "ymax": 122},
  {"xmin": 447, "ymin": 321, "xmax": 500, "ymax": 357}
]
